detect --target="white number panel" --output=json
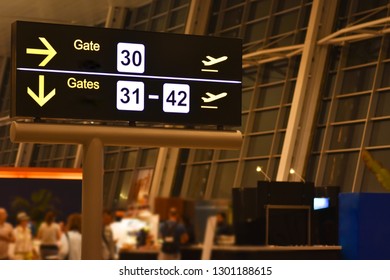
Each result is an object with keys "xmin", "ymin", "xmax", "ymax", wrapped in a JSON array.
[
  {"xmin": 117, "ymin": 43, "xmax": 145, "ymax": 73},
  {"xmin": 163, "ymin": 83, "xmax": 190, "ymax": 113},
  {"xmin": 116, "ymin": 81, "xmax": 145, "ymax": 111}
]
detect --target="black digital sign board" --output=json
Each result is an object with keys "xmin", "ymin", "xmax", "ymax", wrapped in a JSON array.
[{"xmin": 11, "ymin": 21, "xmax": 242, "ymax": 126}]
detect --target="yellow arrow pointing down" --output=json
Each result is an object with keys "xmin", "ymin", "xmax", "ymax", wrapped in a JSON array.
[
  {"xmin": 26, "ymin": 37, "xmax": 57, "ymax": 67},
  {"xmin": 27, "ymin": 75, "xmax": 56, "ymax": 107}
]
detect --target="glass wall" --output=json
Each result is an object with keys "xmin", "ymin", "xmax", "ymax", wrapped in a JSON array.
[
  {"xmin": 180, "ymin": 0, "xmax": 312, "ymax": 199},
  {"xmin": 306, "ymin": 1, "xmax": 390, "ymax": 192}
]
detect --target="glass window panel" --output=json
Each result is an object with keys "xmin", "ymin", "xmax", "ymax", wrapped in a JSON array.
[
  {"xmin": 386, "ymin": 37, "xmax": 390, "ymax": 59},
  {"xmin": 247, "ymin": 134, "xmax": 273, "ymax": 157},
  {"xmin": 242, "ymin": 89, "xmax": 253, "ymax": 111},
  {"xmin": 241, "ymin": 159, "xmax": 268, "ymax": 187},
  {"xmin": 323, "ymin": 152, "xmax": 359, "ymax": 192},
  {"xmin": 249, "ymin": 0, "xmax": 271, "ymax": 20},
  {"xmin": 219, "ymin": 149, "xmax": 240, "ymax": 160},
  {"xmin": 222, "ymin": 7, "xmax": 243, "ymax": 29},
  {"xmin": 212, "ymin": 162, "xmax": 238, "ymax": 198},
  {"xmin": 67, "ymin": 145, "xmax": 77, "ymax": 157},
  {"xmin": 272, "ymin": 10, "xmax": 299, "ymax": 36},
  {"xmin": 226, "ymin": 0, "xmax": 242, "ymax": 7},
  {"xmin": 346, "ymin": 38, "xmax": 381, "ymax": 67},
  {"xmin": 170, "ymin": 25, "xmax": 185, "ymax": 34},
  {"xmin": 269, "ymin": 157, "xmax": 280, "ymax": 180},
  {"xmin": 242, "ymin": 114, "xmax": 248, "ymax": 132},
  {"xmin": 269, "ymin": 34, "xmax": 295, "ymax": 47},
  {"xmin": 105, "ymin": 153, "xmax": 119, "ymax": 169},
  {"xmin": 208, "ymin": 15, "xmax": 218, "ymax": 33},
  {"xmin": 370, "ymin": 120, "xmax": 390, "ymax": 146},
  {"xmin": 375, "ymin": 91, "xmax": 390, "ymax": 117},
  {"xmin": 256, "ymin": 84, "xmax": 283, "ymax": 108},
  {"xmin": 53, "ymin": 145, "xmax": 65, "ymax": 157},
  {"xmin": 318, "ymin": 100, "xmax": 330, "ymax": 124},
  {"xmin": 174, "ymin": 0, "xmax": 189, "ymax": 6},
  {"xmin": 281, "ymin": 106, "xmax": 290, "ymax": 128},
  {"xmin": 104, "ymin": 171, "xmax": 114, "ymax": 204},
  {"xmin": 306, "ymin": 154, "xmax": 320, "ymax": 183},
  {"xmin": 340, "ymin": 67, "xmax": 375, "ymax": 94},
  {"xmin": 187, "ymin": 164, "xmax": 210, "ymax": 199},
  {"xmin": 169, "ymin": 8, "xmax": 187, "ymax": 27},
  {"xmin": 312, "ymin": 127, "xmax": 325, "ymax": 152},
  {"xmin": 0, "ymin": 152, "xmax": 9, "ymax": 165},
  {"xmin": 323, "ymin": 73, "xmax": 336, "ymax": 98},
  {"xmin": 105, "ymin": 146, "xmax": 120, "ymax": 152},
  {"xmin": 154, "ymin": 1, "xmax": 170, "ymax": 14},
  {"xmin": 276, "ymin": 0, "xmax": 302, "ymax": 11},
  {"xmin": 286, "ymin": 80, "xmax": 296, "ymax": 103},
  {"xmin": 53, "ymin": 160, "xmax": 62, "ymax": 168},
  {"xmin": 194, "ymin": 149, "xmax": 214, "ymax": 162},
  {"xmin": 253, "ymin": 110, "xmax": 278, "ymax": 132},
  {"xmin": 244, "ymin": 20, "xmax": 267, "ymax": 43},
  {"xmin": 356, "ymin": 0, "xmax": 388, "ymax": 12},
  {"xmin": 335, "ymin": 95, "xmax": 369, "ymax": 121},
  {"xmin": 291, "ymin": 55, "xmax": 301, "ymax": 77},
  {"xmin": 134, "ymin": 23, "xmax": 148, "ymax": 31},
  {"xmin": 380, "ymin": 63, "xmax": 390, "ymax": 88},
  {"xmin": 220, "ymin": 28, "xmax": 240, "ymax": 38},
  {"xmin": 136, "ymin": 5, "xmax": 151, "ymax": 21},
  {"xmin": 41, "ymin": 145, "xmax": 52, "ymax": 159},
  {"xmin": 301, "ymin": 4, "xmax": 311, "ymax": 27},
  {"xmin": 211, "ymin": 0, "xmax": 221, "ymax": 12},
  {"xmin": 139, "ymin": 149, "xmax": 158, "ymax": 167},
  {"xmin": 330, "ymin": 123, "xmax": 364, "ymax": 149},
  {"xmin": 243, "ymin": 69, "xmax": 257, "ymax": 88},
  {"xmin": 361, "ymin": 149, "xmax": 390, "ymax": 192},
  {"xmin": 329, "ymin": 47, "xmax": 341, "ymax": 71},
  {"xmin": 262, "ymin": 61, "xmax": 287, "ymax": 84},
  {"xmin": 121, "ymin": 151, "xmax": 137, "ymax": 168},
  {"xmin": 65, "ymin": 159, "xmax": 75, "ymax": 168},
  {"xmin": 151, "ymin": 16, "xmax": 166, "ymax": 31},
  {"xmin": 116, "ymin": 170, "xmax": 133, "ymax": 208},
  {"xmin": 276, "ymin": 131, "xmax": 285, "ymax": 154}
]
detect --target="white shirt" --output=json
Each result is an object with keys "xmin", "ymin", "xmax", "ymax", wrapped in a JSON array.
[
  {"xmin": 13, "ymin": 225, "xmax": 33, "ymax": 254},
  {"xmin": 38, "ymin": 222, "xmax": 60, "ymax": 245},
  {"xmin": 59, "ymin": 231, "xmax": 82, "ymax": 260}
]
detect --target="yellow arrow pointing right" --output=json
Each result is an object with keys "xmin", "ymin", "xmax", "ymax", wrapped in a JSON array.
[{"xmin": 26, "ymin": 37, "xmax": 57, "ymax": 67}]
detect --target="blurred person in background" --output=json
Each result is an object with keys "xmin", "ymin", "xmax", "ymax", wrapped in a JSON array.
[
  {"xmin": 59, "ymin": 213, "xmax": 82, "ymax": 260},
  {"xmin": 0, "ymin": 208, "xmax": 15, "ymax": 260},
  {"xmin": 13, "ymin": 212, "xmax": 35, "ymax": 260},
  {"xmin": 158, "ymin": 207, "xmax": 189, "ymax": 260},
  {"xmin": 37, "ymin": 210, "xmax": 61, "ymax": 259},
  {"xmin": 102, "ymin": 210, "xmax": 116, "ymax": 260}
]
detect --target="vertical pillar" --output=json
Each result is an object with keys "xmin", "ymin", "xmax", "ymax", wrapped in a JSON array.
[
  {"xmin": 276, "ymin": 0, "xmax": 324, "ymax": 181},
  {"xmin": 82, "ymin": 138, "xmax": 104, "ymax": 259}
]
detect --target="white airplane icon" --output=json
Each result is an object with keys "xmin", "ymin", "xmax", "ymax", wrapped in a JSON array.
[
  {"xmin": 201, "ymin": 92, "xmax": 228, "ymax": 103},
  {"xmin": 202, "ymin": 55, "xmax": 228, "ymax": 66}
]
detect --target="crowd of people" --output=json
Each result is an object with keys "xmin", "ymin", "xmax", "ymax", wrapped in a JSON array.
[
  {"xmin": 0, "ymin": 207, "xmax": 115, "ymax": 260},
  {"xmin": 0, "ymin": 205, "xmax": 234, "ymax": 260}
]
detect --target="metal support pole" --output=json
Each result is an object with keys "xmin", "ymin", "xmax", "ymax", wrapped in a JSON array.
[{"xmin": 82, "ymin": 138, "xmax": 104, "ymax": 259}]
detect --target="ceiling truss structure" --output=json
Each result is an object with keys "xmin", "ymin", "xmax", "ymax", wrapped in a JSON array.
[{"xmin": 243, "ymin": 16, "xmax": 390, "ymax": 68}]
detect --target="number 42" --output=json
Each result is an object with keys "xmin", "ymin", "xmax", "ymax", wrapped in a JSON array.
[{"xmin": 163, "ymin": 83, "xmax": 190, "ymax": 114}]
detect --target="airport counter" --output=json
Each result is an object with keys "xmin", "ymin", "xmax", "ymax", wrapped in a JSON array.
[{"xmin": 119, "ymin": 245, "xmax": 342, "ymax": 260}]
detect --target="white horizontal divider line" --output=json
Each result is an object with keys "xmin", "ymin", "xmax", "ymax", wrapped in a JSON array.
[
  {"xmin": 17, "ymin": 67, "xmax": 241, "ymax": 84},
  {"xmin": 148, "ymin": 95, "xmax": 159, "ymax": 99}
]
